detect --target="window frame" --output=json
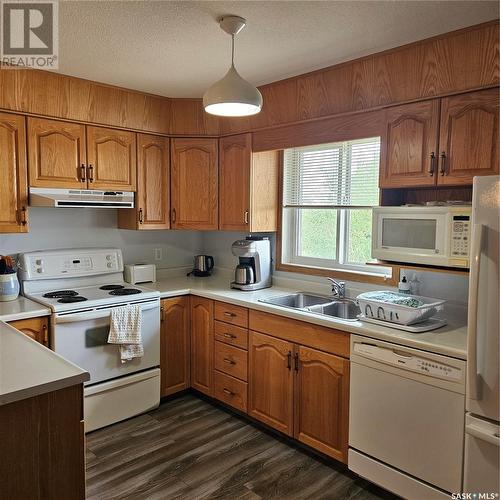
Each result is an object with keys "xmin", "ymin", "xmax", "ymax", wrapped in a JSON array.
[{"xmin": 276, "ymin": 146, "xmax": 396, "ymax": 286}]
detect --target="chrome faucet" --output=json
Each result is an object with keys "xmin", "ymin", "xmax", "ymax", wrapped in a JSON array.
[{"xmin": 327, "ymin": 278, "xmax": 346, "ymax": 299}]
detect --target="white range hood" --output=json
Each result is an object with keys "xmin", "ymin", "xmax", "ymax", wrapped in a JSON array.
[{"xmin": 29, "ymin": 187, "xmax": 134, "ymax": 208}]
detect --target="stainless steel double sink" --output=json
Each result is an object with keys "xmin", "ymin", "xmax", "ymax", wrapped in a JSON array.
[{"xmin": 259, "ymin": 292, "xmax": 360, "ymax": 321}]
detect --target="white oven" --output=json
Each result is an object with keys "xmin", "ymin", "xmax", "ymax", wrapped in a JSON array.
[
  {"xmin": 52, "ymin": 297, "xmax": 161, "ymax": 432},
  {"xmin": 52, "ymin": 297, "xmax": 160, "ymax": 385},
  {"xmin": 372, "ymin": 205, "xmax": 471, "ymax": 268}
]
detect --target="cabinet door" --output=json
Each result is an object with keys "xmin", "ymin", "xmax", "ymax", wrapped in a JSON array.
[
  {"xmin": 380, "ymin": 100, "xmax": 440, "ymax": 188},
  {"xmin": 86, "ymin": 126, "xmax": 136, "ymax": 191},
  {"xmin": 170, "ymin": 138, "xmax": 218, "ymax": 230},
  {"xmin": 219, "ymin": 133, "xmax": 251, "ymax": 231},
  {"xmin": 160, "ymin": 297, "xmax": 190, "ymax": 397},
  {"xmin": 119, "ymin": 134, "xmax": 170, "ymax": 230},
  {"xmin": 294, "ymin": 346, "xmax": 349, "ymax": 463},
  {"xmin": 190, "ymin": 296, "xmax": 214, "ymax": 396},
  {"xmin": 8, "ymin": 316, "xmax": 49, "ymax": 347},
  {"xmin": 28, "ymin": 117, "xmax": 86, "ymax": 189},
  {"xmin": 248, "ymin": 331, "xmax": 294, "ymax": 436},
  {"xmin": 438, "ymin": 88, "xmax": 499, "ymax": 185},
  {"xmin": 0, "ymin": 113, "xmax": 28, "ymax": 233}
]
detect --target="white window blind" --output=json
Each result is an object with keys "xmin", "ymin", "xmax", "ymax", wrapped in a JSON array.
[{"xmin": 283, "ymin": 137, "xmax": 381, "ymax": 208}]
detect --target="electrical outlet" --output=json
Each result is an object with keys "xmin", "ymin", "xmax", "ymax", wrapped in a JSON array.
[{"xmin": 154, "ymin": 248, "xmax": 162, "ymax": 261}]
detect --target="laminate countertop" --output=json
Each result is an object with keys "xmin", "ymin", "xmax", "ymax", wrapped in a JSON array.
[
  {"xmin": 0, "ymin": 296, "xmax": 51, "ymax": 322},
  {"xmin": 0, "ymin": 321, "xmax": 89, "ymax": 406},
  {"xmin": 146, "ymin": 273, "xmax": 468, "ymax": 360}
]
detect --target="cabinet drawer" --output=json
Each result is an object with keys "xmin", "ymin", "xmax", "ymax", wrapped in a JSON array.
[
  {"xmin": 214, "ymin": 321, "xmax": 248, "ymax": 350},
  {"xmin": 214, "ymin": 371, "xmax": 247, "ymax": 413},
  {"xmin": 215, "ymin": 302, "xmax": 248, "ymax": 328},
  {"xmin": 214, "ymin": 341, "xmax": 248, "ymax": 381}
]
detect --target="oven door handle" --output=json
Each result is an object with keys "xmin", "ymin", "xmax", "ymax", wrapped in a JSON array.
[{"xmin": 54, "ymin": 302, "xmax": 159, "ymax": 324}]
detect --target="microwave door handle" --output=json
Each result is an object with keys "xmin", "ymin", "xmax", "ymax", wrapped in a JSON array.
[
  {"xmin": 467, "ymin": 223, "xmax": 485, "ymax": 401},
  {"xmin": 54, "ymin": 301, "xmax": 159, "ymax": 324}
]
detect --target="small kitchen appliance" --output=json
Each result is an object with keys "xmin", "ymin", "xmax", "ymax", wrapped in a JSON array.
[
  {"xmin": 372, "ymin": 205, "xmax": 472, "ymax": 268},
  {"xmin": 188, "ymin": 255, "xmax": 214, "ymax": 277},
  {"xmin": 231, "ymin": 236, "xmax": 271, "ymax": 291},
  {"xmin": 18, "ymin": 248, "xmax": 161, "ymax": 432},
  {"xmin": 124, "ymin": 263, "xmax": 156, "ymax": 284}
]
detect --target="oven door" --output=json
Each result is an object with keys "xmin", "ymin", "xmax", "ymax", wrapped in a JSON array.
[
  {"xmin": 52, "ymin": 299, "xmax": 160, "ymax": 385},
  {"xmin": 372, "ymin": 210, "xmax": 448, "ymax": 265}
]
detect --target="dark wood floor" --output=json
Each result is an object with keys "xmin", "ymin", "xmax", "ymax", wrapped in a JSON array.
[{"xmin": 86, "ymin": 394, "xmax": 397, "ymax": 500}]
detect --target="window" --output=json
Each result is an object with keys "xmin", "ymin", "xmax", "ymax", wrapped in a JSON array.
[{"xmin": 281, "ymin": 137, "xmax": 390, "ymax": 278}]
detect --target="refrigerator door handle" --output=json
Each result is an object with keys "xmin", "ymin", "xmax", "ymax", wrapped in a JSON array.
[
  {"xmin": 467, "ymin": 223, "xmax": 485, "ymax": 401},
  {"xmin": 465, "ymin": 422, "xmax": 500, "ymax": 447}
]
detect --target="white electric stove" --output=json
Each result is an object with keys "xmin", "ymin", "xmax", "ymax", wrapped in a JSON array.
[{"xmin": 18, "ymin": 248, "xmax": 161, "ymax": 432}]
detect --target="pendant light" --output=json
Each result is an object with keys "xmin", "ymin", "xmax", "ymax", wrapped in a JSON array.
[{"xmin": 203, "ymin": 16, "xmax": 263, "ymax": 117}]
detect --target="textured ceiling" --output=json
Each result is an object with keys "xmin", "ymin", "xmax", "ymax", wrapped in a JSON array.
[{"xmin": 56, "ymin": 1, "xmax": 499, "ymax": 98}]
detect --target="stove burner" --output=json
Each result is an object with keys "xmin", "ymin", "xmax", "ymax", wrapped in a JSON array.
[
  {"xmin": 43, "ymin": 290, "xmax": 78, "ymax": 298},
  {"xmin": 99, "ymin": 284, "xmax": 125, "ymax": 291},
  {"xmin": 109, "ymin": 288, "xmax": 142, "ymax": 296},
  {"xmin": 57, "ymin": 296, "xmax": 88, "ymax": 303}
]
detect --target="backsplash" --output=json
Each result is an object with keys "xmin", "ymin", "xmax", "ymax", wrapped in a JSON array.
[{"xmin": 0, "ymin": 208, "xmax": 202, "ymax": 269}]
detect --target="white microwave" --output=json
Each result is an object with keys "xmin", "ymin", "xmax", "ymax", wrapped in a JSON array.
[{"xmin": 372, "ymin": 206, "xmax": 472, "ymax": 268}]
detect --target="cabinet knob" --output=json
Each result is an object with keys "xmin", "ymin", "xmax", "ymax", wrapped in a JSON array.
[
  {"xmin": 171, "ymin": 208, "xmax": 176, "ymax": 224},
  {"xmin": 19, "ymin": 206, "xmax": 27, "ymax": 225},
  {"xmin": 80, "ymin": 164, "xmax": 86, "ymax": 182},
  {"xmin": 139, "ymin": 208, "xmax": 144, "ymax": 224},
  {"xmin": 160, "ymin": 306, "xmax": 164, "ymax": 322},
  {"xmin": 287, "ymin": 351, "xmax": 292, "ymax": 370},
  {"xmin": 294, "ymin": 353, "xmax": 300, "ymax": 371},
  {"xmin": 244, "ymin": 210, "xmax": 249, "ymax": 224},
  {"xmin": 223, "ymin": 358, "xmax": 236, "ymax": 365},
  {"xmin": 223, "ymin": 333, "xmax": 236, "ymax": 339},
  {"xmin": 88, "ymin": 165, "xmax": 94, "ymax": 183},
  {"xmin": 223, "ymin": 388, "xmax": 235, "ymax": 396},
  {"xmin": 223, "ymin": 312, "xmax": 236, "ymax": 318}
]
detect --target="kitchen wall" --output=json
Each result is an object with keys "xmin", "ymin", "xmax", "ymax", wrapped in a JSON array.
[
  {"xmin": 200, "ymin": 231, "xmax": 469, "ymax": 305},
  {"xmin": 0, "ymin": 208, "xmax": 202, "ymax": 269}
]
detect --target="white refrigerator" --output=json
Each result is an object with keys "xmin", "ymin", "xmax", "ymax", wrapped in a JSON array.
[{"xmin": 464, "ymin": 175, "xmax": 500, "ymax": 493}]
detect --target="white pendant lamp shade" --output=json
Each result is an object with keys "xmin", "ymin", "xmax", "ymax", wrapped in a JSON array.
[
  {"xmin": 203, "ymin": 64, "xmax": 263, "ymax": 117},
  {"xmin": 203, "ymin": 16, "xmax": 263, "ymax": 117}
]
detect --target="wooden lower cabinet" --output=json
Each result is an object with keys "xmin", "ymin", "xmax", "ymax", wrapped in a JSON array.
[
  {"xmin": 0, "ymin": 384, "xmax": 85, "ymax": 499},
  {"xmin": 8, "ymin": 316, "xmax": 49, "ymax": 347},
  {"xmin": 160, "ymin": 296, "xmax": 190, "ymax": 397},
  {"xmin": 295, "ymin": 346, "xmax": 349, "ymax": 462},
  {"xmin": 190, "ymin": 296, "xmax": 214, "ymax": 396},
  {"xmin": 248, "ymin": 331, "xmax": 295, "ymax": 436}
]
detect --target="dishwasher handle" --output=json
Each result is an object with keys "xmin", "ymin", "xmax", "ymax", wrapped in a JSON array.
[{"xmin": 353, "ymin": 342, "xmax": 414, "ymax": 364}]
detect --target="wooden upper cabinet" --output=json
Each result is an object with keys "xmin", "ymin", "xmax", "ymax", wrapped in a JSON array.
[
  {"xmin": 0, "ymin": 113, "xmax": 28, "ymax": 233},
  {"xmin": 248, "ymin": 331, "xmax": 294, "ymax": 436},
  {"xmin": 294, "ymin": 346, "xmax": 349, "ymax": 463},
  {"xmin": 160, "ymin": 297, "xmax": 190, "ymax": 397},
  {"xmin": 170, "ymin": 138, "xmax": 218, "ymax": 230},
  {"xmin": 219, "ymin": 134, "xmax": 251, "ymax": 231},
  {"xmin": 190, "ymin": 296, "xmax": 214, "ymax": 396},
  {"xmin": 28, "ymin": 117, "xmax": 86, "ymax": 189},
  {"xmin": 86, "ymin": 126, "xmax": 136, "ymax": 191},
  {"xmin": 118, "ymin": 134, "xmax": 169, "ymax": 230},
  {"xmin": 219, "ymin": 133, "xmax": 279, "ymax": 232},
  {"xmin": 8, "ymin": 316, "xmax": 49, "ymax": 347},
  {"xmin": 381, "ymin": 100, "xmax": 440, "ymax": 188},
  {"xmin": 438, "ymin": 88, "xmax": 499, "ymax": 185}
]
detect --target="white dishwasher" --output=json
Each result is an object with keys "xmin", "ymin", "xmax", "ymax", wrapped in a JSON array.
[{"xmin": 348, "ymin": 335, "xmax": 466, "ymax": 500}]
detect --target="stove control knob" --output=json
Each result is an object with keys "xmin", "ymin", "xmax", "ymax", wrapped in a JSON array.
[
  {"xmin": 36, "ymin": 268, "xmax": 44, "ymax": 273},
  {"xmin": 35, "ymin": 259, "xmax": 43, "ymax": 265},
  {"xmin": 106, "ymin": 255, "xmax": 112, "ymax": 261},
  {"xmin": 106, "ymin": 263, "xmax": 112, "ymax": 268}
]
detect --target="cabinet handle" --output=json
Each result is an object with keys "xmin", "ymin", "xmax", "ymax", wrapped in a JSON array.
[
  {"xmin": 224, "ymin": 312, "xmax": 236, "ymax": 318},
  {"xmin": 223, "ymin": 388, "xmax": 235, "ymax": 396},
  {"xmin": 429, "ymin": 152, "xmax": 436, "ymax": 176},
  {"xmin": 80, "ymin": 164, "xmax": 86, "ymax": 182},
  {"xmin": 160, "ymin": 306, "xmax": 164, "ymax": 322},
  {"xmin": 244, "ymin": 210, "xmax": 249, "ymax": 224},
  {"xmin": 139, "ymin": 208, "xmax": 144, "ymax": 224},
  {"xmin": 287, "ymin": 351, "xmax": 292, "ymax": 370},
  {"xmin": 171, "ymin": 208, "xmax": 176, "ymax": 223},
  {"xmin": 439, "ymin": 152, "xmax": 446, "ymax": 176},
  {"xmin": 42, "ymin": 324, "xmax": 48, "ymax": 346},
  {"xmin": 223, "ymin": 358, "xmax": 235, "ymax": 365},
  {"xmin": 20, "ymin": 206, "xmax": 27, "ymax": 225},
  {"xmin": 223, "ymin": 333, "xmax": 236, "ymax": 339},
  {"xmin": 294, "ymin": 353, "xmax": 299, "ymax": 371},
  {"xmin": 88, "ymin": 165, "xmax": 94, "ymax": 183}
]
